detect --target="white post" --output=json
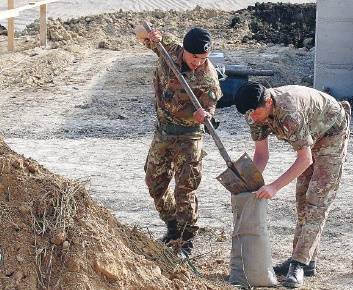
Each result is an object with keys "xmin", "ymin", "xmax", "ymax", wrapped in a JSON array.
[
  {"xmin": 7, "ymin": 0, "xmax": 15, "ymax": 52},
  {"xmin": 314, "ymin": 0, "xmax": 353, "ymax": 98},
  {"xmin": 39, "ymin": 4, "xmax": 47, "ymax": 47}
]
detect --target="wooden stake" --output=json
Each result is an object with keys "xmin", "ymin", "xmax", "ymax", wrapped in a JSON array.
[
  {"xmin": 39, "ymin": 4, "xmax": 47, "ymax": 47},
  {"xmin": 7, "ymin": 0, "xmax": 15, "ymax": 52}
]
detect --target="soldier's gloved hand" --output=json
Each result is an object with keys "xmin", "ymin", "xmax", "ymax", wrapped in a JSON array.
[{"xmin": 193, "ymin": 108, "xmax": 211, "ymax": 124}]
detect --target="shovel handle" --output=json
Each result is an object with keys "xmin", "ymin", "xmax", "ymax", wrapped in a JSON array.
[{"xmin": 142, "ymin": 21, "xmax": 232, "ymax": 166}]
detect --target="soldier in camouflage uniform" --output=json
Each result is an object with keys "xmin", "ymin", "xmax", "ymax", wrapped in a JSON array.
[
  {"xmin": 234, "ymin": 82, "xmax": 351, "ymax": 288},
  {"xmin": 135, "ymin": 24, "xmax": 222, "ymax": 255}
]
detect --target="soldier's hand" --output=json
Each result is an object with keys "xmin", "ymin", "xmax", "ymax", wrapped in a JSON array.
[
  {"xmin": 255, "ymin": 184, "xmax": 277, "ymax": 199},
  {"xmin": 135, "ymin": 22, "xmax": 161, "ymax": 43},
  {"xmin": 193, "ymin": 108, "xmax": 211, "ymax": 124},
  {"xmin": 135, "ymin": 24, "xmax": 148, "ymax": 42},
  {"xmin": 148, "ymin": 29, "xmax": 162, "ymax": 43}
]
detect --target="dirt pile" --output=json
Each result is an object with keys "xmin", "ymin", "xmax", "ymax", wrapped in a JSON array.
[
  {"xmin": 0, "ymin": 49, "xmax": 76, "ymax": 89},
  {"xmin": 0, "ymin": 139, "xmax": 219, "ymax": 290},
  {"xmin": 20, "ymin": 3, "xmax": 316, "ymax": 51},
  {"xmin": 2, "ymin": 3, "xmax": 316, "ymax": 91},
  {"xmin": 231, "ymin": 3, "xmax": 316, "ymax": 48},
  {"xmin": 0, "ymin": 24, "xmax": 7, "ymax": 36}
]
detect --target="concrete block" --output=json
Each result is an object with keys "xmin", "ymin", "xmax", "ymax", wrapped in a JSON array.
[
  {"xmin": 317, "ymin": 0, "xmax": 353, "ymax": 19},
  {"xmin": 315, "ymin": 22, "xmax": 353, "ymax": 64},
  {"xmin": 314, "ymin": 65, "xmax": 353, "ymax": 98},
  {"xmin": 314, "ymin": 0, "xmax": 353, "ymax": 98}
]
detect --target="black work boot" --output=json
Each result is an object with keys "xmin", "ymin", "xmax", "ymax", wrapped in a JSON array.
[
  {"xmin": 274, "ymin": 258, "xmax": 316, "ymax": 276},
  {"xmin": 273, "ymin": 258, "xmax": 292, "ymax": 276},
  {"xmin": 161, "ymin": 220, "xmax": 179, "ymax": 244},
  {"xmin": 305, "ymin": 260, "xmax": 317, "ymax": 276},
  {"xmin": 180, "ymin": 240, "xmax": 193, "ymax": 257},
  {"xmin": 283, "ymin": 261, "xmax": 305, "ymax": 288},
  {"xmin": 177, "ymin": 224, "xmax": 198, "ymax": 258}
]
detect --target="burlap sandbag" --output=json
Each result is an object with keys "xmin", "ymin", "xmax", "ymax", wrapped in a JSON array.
[{"xmin": 229, "ymin": 192, "xmax": 278, "ymax": 287}]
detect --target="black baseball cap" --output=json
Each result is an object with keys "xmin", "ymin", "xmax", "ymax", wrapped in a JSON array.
[
  {"xmin": 235, "ymin": 82, "xmax": 267, "ymax": 114},
  {"xmin": 183, "ymin": 27, "xmax": 212, "ymax": 54}
]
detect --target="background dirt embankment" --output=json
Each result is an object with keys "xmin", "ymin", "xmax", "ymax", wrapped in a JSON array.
[
  {"xmin": 15, "ymin": 3, "xmax": 316, "ymax": 51},
  {"xmin": 0, "ymin": 4, "xmax": 316, "ymax": 93},
  {"xmin": 232, "ymin": 3, "xmax": 316, "ymax": 48}
]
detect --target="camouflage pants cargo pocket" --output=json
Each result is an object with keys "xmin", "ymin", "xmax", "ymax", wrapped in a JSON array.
[
  {"xmin": 292, "ymin": 119, "xmax": 350, "ymax": 265},
  {"xmin": 145, "ymin": 131, "xmax": 204, "ymax": 226},
  {"xmin": 174, "ymin": 159, "xmax": 202, "ymax": 225},
  {"xmin": 145, "ymin": 132, "xmax": 176, "ymax": 222}
]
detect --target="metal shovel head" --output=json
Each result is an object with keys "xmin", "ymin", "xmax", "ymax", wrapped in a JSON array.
[
  {"xmin": 216, "ymin": 166, "xmax": 248, "ymax": 194},
  {"xmin": 217, "ymin": 152, "xmax": 265, "ymax": 194}
]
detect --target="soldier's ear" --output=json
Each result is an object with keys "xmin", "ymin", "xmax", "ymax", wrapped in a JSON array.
[{"xmin": 266, "ymin": 96, "xmax": 273, "ymax": 108}]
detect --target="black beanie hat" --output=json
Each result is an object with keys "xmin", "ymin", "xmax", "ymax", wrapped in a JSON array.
[
  {"xmin": 183, "ymin": 27, "xmax": 212, "ymax": 54},
  {"xmin": 235, "ymin": 82, "xmax": 266, "ymax": 114}
]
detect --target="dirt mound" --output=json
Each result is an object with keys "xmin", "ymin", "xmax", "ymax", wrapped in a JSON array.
[
  {"xmin": 232, "ymin": 3, "xmax": 316, "ymax": 48},
  {"xmin": 20, "ymin": 3, "xmax": 316, "ymax": 51},
  {"xmin": 0, "ymin": 24, "xmax": 7, "ymax": 36},
  {"xmin": 44, "ymin": 8, "xmax": 237, "ymax": 51},
  {"xmin": 0, "ymin": 139, "xmax": 220, "ymax": 289},
  {"xmin": 3, "ymin": 4, "xmax": 315, "ymax": 91},
  {"xmin": 0, "ymin": 49, "xmax": 76, "ymax": 89}
]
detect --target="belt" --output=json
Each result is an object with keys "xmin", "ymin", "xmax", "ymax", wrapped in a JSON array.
[{"xmin": 158, "ymin": 121, "xmax": 204, "ymax": 135}]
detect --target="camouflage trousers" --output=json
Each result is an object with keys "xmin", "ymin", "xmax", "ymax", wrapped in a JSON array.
[
  {"xmin": 144, "ymin": 130, "xmax": 204, "ymax": 234},
  {"xmin": 292, "ymin": 102, "xmax": 351, "ymax": 265}
]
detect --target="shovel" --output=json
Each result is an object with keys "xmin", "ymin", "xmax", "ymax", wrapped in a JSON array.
[{"xmin": 142, "ymin": 22, "xmax": 264, "ymax": 194}]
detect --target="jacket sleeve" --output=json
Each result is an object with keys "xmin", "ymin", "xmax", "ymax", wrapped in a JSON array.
[
  {"xmin": 195, "ymin": 65, "xmax": 222, "ymax": 116},
  {"xmin": 249, "ymin": 123, "xmax": 271, "ymax": 141}
]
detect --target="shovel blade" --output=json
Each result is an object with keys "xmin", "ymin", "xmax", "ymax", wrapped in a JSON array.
[
  {"xmin": 216, "ymin": 166, "xmax": 248, "ymax": 194},
  {"xmin": 216, "ymin": 152, "xmax": 265, "ymax": 194},
  {"xmin": 233, "ymin": 152, "xmax": 264, "ymax": 191}
]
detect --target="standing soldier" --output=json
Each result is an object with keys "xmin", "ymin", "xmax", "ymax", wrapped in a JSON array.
[
  {"xmin": 234, "ymin": 82, "xmax": 351, "ymax": 288},
  {"xmin": 135, "ymin": 23, "xmax": 222, "ymax": 256}
]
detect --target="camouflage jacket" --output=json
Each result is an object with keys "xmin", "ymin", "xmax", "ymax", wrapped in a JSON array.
[
  {"xmin": 249, "ymin": 85, "xmax": 346, "ymax": 151},
  {"xmin": 144, "ymin": 34, "xmax": 222, "ymax": 129}
]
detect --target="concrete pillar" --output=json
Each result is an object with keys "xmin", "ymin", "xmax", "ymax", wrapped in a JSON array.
[{"xmin": 314, "ymin": 0, "xmax": 353, "ymax": 99}]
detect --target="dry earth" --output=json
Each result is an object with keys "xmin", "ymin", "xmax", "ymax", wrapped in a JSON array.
[
  {"xmin": 0, "ymin": 0, "xmax": 316, "ymax": 30},
  {"xmin": 0, "ymin": 5, "xmax": 352, "ymax": 290}
]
